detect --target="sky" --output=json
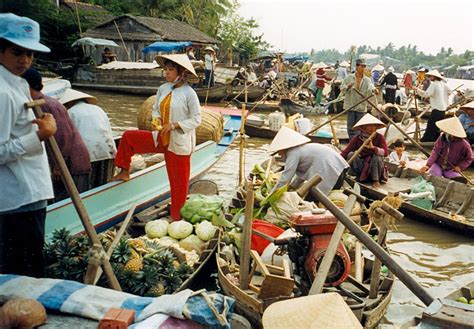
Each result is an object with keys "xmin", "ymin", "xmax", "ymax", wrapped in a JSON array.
[{"xmin": 237, "ymin": 0, "xmax": 474, "ymax": 55}]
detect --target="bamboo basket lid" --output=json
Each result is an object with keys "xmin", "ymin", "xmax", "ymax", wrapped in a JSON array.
[{"xmin": 262, "ymin": 293, "xmax": 362, "ymax": 329}]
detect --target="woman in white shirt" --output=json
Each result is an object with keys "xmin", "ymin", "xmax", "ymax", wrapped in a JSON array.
[{"xmin": 112, "ymin": 54, "xmax": 201, "ymax": 220}]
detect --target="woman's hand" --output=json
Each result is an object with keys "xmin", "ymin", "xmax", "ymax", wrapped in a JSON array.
[
  {"xmin": 161, "ymin": 123, "xmax": 172, "ymax": 135},
  {"xmin": 420, "ymin": 165, "xmax": 429, "ymax": 173},
  {"xmin": 151, "ymin": 117, "xmax": 162, "ymax": 131}
]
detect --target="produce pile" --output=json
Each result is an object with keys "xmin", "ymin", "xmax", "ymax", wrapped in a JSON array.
[{"xmin": 44, "ymin": 195, "xmax": 226, "ymax": 297}]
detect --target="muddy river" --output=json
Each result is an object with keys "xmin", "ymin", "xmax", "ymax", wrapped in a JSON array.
[{"xmin": 83, "ymin": 88, "xmax": 473, "ymax": 326}]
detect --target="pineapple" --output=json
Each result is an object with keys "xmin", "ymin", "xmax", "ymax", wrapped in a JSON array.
[
  {"xmin": 147, "ymin": 282, "xmax": 166, "ymax": 297},
  {"xmin": 111, "ymin": 238, "xmax": 131, "ymax": 264},
  {"xmin": 124, "ymin": 258, "xmax": 143, "ymax": 272},
  {"xmin": 130, "ymin": 249, "xmax": 140, "ymax": 260}
]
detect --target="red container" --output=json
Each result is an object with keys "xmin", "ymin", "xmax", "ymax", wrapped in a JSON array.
[
  {"xmin": 251, "ymin": 219, "xmax": 284, "ymax": 254},
  {"xmin": 290, "ymin": 211, "xmax": 338, "ymax": 235}
]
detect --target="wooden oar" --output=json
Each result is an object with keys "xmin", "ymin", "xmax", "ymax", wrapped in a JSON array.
[
  {"xmin": 346, "ymin": 131, "xmax": 377, "ymax": 165},
  {"xmin": 224, "ymin": 80, "xmax": 259, "ymax": 107},
  {"xmin": 92, "ymin": 204, "xmax": 136, "ymax": 285},
  {"xmin": 24, "ymin": 99, "xmax": 121, "ymax": 291},
  {"xmin": 310, "ymin": 179, "xmax": 435, "ymax": 306},
  {"xmin": 353, "ymin": 89, "xmax": 474, "ymax": 185},
  {"xmin": 204, "ymin": 67, "xmax": 214, "ymax": 106},
  {"xmin": 309, "ymin": 183, "xmax": 362, "ymax": 295},
  {"xmin": 305, "ymin": 93, "xmax": 374, "ymax": 137}
]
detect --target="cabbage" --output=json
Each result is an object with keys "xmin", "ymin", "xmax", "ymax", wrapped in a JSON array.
[
  {"xmin": 157, "ymin": 236, "xmax": 179, "ymax": 247},
  {"xmin": 180, "ymin": 194, "xmax": 224, "ymax": 223},
  {"xmin": 195, "ymin": 220, "xmax": 217, "ymax": 242},
  {"xmin": 179, "ymin": 234, "xmax": 205, "ymax": 253},
  {"xmin": 168, "ymin": 220, "xmax": 193, "ymax": 239},
  {"xmin": 145, "ymin": 219, "xmax": 169, "ymax": 238}
]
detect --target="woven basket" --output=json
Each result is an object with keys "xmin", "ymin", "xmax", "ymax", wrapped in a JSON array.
[{"xmin": 137, "ymin": 95, "xmax": 224, "ymax": 144}]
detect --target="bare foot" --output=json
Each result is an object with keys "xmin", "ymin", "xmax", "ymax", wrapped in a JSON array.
[
  {"xmin": 372, "ymin": 181, "xmax": 381, "ymax": 189},
  {"xmin": 111, "ymin": 169, "xmax": 130, "ymax": 182}
]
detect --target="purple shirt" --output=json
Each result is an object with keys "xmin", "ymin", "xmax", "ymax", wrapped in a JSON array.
[
  {"xmin": 36, "ymin": 93, "xmax": 91, "ymax": 175},
  {"xmin": 426, "ymin": 134, "xmax": 473, "ymax": 170}
]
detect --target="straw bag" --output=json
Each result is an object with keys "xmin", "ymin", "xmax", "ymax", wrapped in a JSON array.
[{"xmin": 137, "ymin": 95, "xmax": 224, "ymax": 144}]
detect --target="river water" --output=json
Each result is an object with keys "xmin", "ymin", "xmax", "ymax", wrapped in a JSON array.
[{"xmin": 83, "ymin": 88, "xmax": 473, "ymax": 326}]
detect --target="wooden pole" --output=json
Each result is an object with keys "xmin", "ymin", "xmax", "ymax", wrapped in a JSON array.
[
  {"xmin": 346, "ymin": 131, "xmax": 377, "ymax": 165},
  {"xmin": 93, "ymin": 204, "xmax": 136, "ymax": 285},
  {"xmin": 369, "ymin": 218, "xmax": 388, "ymax": 299},
  {"xmin": 309, "ymin": 183, "xmax": 360, "ymax": 295},
  {"xmin": 310, "ymin": 184, "xmax": 435, "ymax": 306},
  {"xmin": 204, "ymin": 66, "xmax": 213, "ymax": 106},
  {"xmin": 240, "ymin": 180, "xmax": 254, "ymax": 289},
  {"xmin": 238, "ymin": 101, "xmax": 247, "ymax": 186},
  {"xmin": 24, "ymin": 100, "xmax": 122, "ymax": 291},
  {"xmin": 113, "ymin": 20, "xmax": 131, "ymax": 62},
  {"xmin": 354, "ymin": 89, "xmax": 474, "ymax": 184}
]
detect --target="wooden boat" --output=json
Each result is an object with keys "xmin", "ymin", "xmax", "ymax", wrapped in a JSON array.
[
  {"xmin": 346, "ymin": 161, "xmax": 474, "ymax": 235},
  {"xmin": 216, "ymin": 231, "xmax": 394, "ymax": 328},
  {"xmin": 230, "ymin": 85, "xmax": 267, "ymax": 102},
  {"xmin": 45, "ymin": 106, "xmax": 244, "ymax": 238},
  {"xmin": 244, "ymin": 122, "xmax": 350, "ymax": 144},
  {"xmin": 195, "ymin": 84, "xmax": 232, "ymax": 102},
  {"xmin": 278, "ymin": 98, "xmax": 316, "ymax": 116},
  {"xmin": 402, "ymin": 281, "xmax": 474, "ymax": 328},
  {"xmin": 232, "ymin": 99, "xmax": 280, "ymax": 112}
]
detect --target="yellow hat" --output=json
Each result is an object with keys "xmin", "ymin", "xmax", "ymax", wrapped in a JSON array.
[
  {"xmin": 268, "ymin": 126, "xmax": 310, "ymax": 154},
  {"xmin": 436, "ymin": 116, "xmax": 467, "ymax": 138}
]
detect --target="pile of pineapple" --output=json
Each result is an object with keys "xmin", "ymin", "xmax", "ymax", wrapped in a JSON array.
[{"xmin": 44, "ymin": 228, "xmax": 194, "ymax": 297}]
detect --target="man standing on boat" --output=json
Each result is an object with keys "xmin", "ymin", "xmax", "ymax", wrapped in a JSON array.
[
  {"xmin": 22, "ymin": 68, "xmax": 92, "ymax": 201},
  {"xmin": 112, "ymin": 54, "xmax": 201, "ymax": 221},
  {"xmin": 268, "ymin": 127, "xmax": 349, "ymax": 196},
  {"xmin": 340, "ymin": 58, "xmax": 377, "ymax": 139},
  {"xmin": 415, "ymin": 70, "xmax": 451, "ymax": 142},
  {"xmin": 420, "ymin": 117, "xmax": 473, "ymax": 183},
  {"xmin": 380, "ymin": 66, "xmax": 398, "ymax": 104},
  {"xmin": 204, "ymin": 46, "xmax": 216, "ymax": 87},
  {"xmin": 0, "ymin": 13, "xmax": 56, "ymax": 277}
]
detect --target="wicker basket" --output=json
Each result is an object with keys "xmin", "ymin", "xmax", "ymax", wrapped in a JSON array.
[{"xmin": 137, "ymin": 95, "xmax": 224, "ymax": 144}]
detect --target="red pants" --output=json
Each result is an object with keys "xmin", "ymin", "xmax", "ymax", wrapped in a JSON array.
[{"xmin": 115, "ymin": 130, "xmax": 190, "ymax": 220}]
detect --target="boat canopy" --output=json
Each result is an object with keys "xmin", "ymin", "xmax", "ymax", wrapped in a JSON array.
[
  {"xmin": 142, "ymin": 41, "xmax": 192, "ymax": 54},
  {"xmin": 71, "ymin": 37, "xmax": 119, "ymax": 48}
]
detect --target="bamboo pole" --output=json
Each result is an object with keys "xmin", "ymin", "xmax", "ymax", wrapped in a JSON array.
[
  {"xmin": 238, "ymin": 84, "xmax": 248, "ymax": 186},
  {"xmin": 240, "ymin": 180, "xmax": 254, "ymax": 289},
  {"xmin": 114, "ymin": 20, "xmax": 131, "ymax": 62},
  {"xmin": 346, "ymin": 131, "xmax": 377, "ymax": 165},
  {"xmin": 24, "ymin": 100, "xmax": 121, "ymax": 291}
]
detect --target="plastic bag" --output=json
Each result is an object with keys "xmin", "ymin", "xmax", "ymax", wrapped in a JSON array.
[
  {"xmin": 410, "ymin": 176, "xmax": 436, "ymax": 201},
  {"xmin": 264, "ymin": 191, "xmax": 319, "ymax": 228}
]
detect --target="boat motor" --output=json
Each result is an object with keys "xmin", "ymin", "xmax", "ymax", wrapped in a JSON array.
[{"xmin": 284, "ymin": 210, "xmax": 351, "ymax": 290}]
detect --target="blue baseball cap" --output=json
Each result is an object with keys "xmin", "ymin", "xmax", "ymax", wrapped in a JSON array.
[{"xmin": 0, "ymin": 13, "xmax": 50, "ymax": 53}]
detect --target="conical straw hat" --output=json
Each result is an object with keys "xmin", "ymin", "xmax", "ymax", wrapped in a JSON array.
[
  {"xmin": 425, "ymin": 69, "xmax": 443, "ymax": 80},
  {"xmin": 59, "ymin": 88, "xmax": 97, "ymax": 106},
  {"xmin": 371, "ymin": 64, "xmax": 384, "ymax": 72},
  {"xmin": 312, "ymin": 61, "xmax": 327, "ymax": 70},
  {"xmin": 268, "ymin": 126, "xmax": 310, "ymax": 154},
  {"xmin": 262, "ymin": 292, "xmax": 362, "ymax": 329},
  {"xmin": 435, "ymin": 116, "xmax": 467, "ymax": 138},
  {"xmin": 339, "ymin": 60, "xmax": 350, "ymax": 67},
  {"xmin": 155, "ymin": 53, "xmax": 198, "ymax": 78},
  {"xmin": 353, "ymin": 113, "xmax": 386, "ymax": 130},
  {"xmin": 460, "ymin": 100, "xmax": 474, "ymax": 111}
]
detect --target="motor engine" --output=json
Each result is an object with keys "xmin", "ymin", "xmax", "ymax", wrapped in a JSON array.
[{"xmin": 289, "ymin": 210, "xmax": 351, "ymax": 287}]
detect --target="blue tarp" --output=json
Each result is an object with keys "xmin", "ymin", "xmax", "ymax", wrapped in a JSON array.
[
  {"xmin": 284, "ymin": 54, "xmax": 309, "ymax": 63},
  {"xmin": 143, "ymin": 41, "xmax": 192, "ymax": 54}
]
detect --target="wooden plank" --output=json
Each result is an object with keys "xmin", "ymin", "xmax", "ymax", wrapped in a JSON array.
[
  {"xmin": 457, "ymin": 188, "xmax": 474, "ymax": 215},
  {"xmin": 240, "ymin": 181, "xmax": 255, "ymax": 289},
  {"xmin": 369, "ymin": 220, "xmax": 388, "ymax": 299},
  {"xmin": 435, "ymin": 180, "xmax": 455, "ymax": 207},
  {"xmin": 422, "ymin": 300, "xmax": 474, "ymax": 329}
]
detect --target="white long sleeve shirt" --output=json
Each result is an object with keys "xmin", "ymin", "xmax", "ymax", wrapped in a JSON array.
[
  {"xmin": 0, "ymin": 66, "xmax": 53, "ymax": 212},
  {"xmin": 275, "ymin": 143, "xmax": 349, "ymax": 195},
  {"xmin": 152, "ymin": 83, "xmax": 201, "ymax": 155},
  {"xmin": 68, "ymin": 101, "xmax": 117, "ymax": 161},
  {"xmin": 388, "ymin": 151, "xmax": 409, "ymax": 165},
  {"xmin": 418, "ymin": 80, "xmax": 450, "ymax": 111}
]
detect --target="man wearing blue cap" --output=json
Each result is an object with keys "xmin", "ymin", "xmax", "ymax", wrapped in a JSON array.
[{"xmin": 0, "ymin": 13, "xmax": 56, "ymax": 277}]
